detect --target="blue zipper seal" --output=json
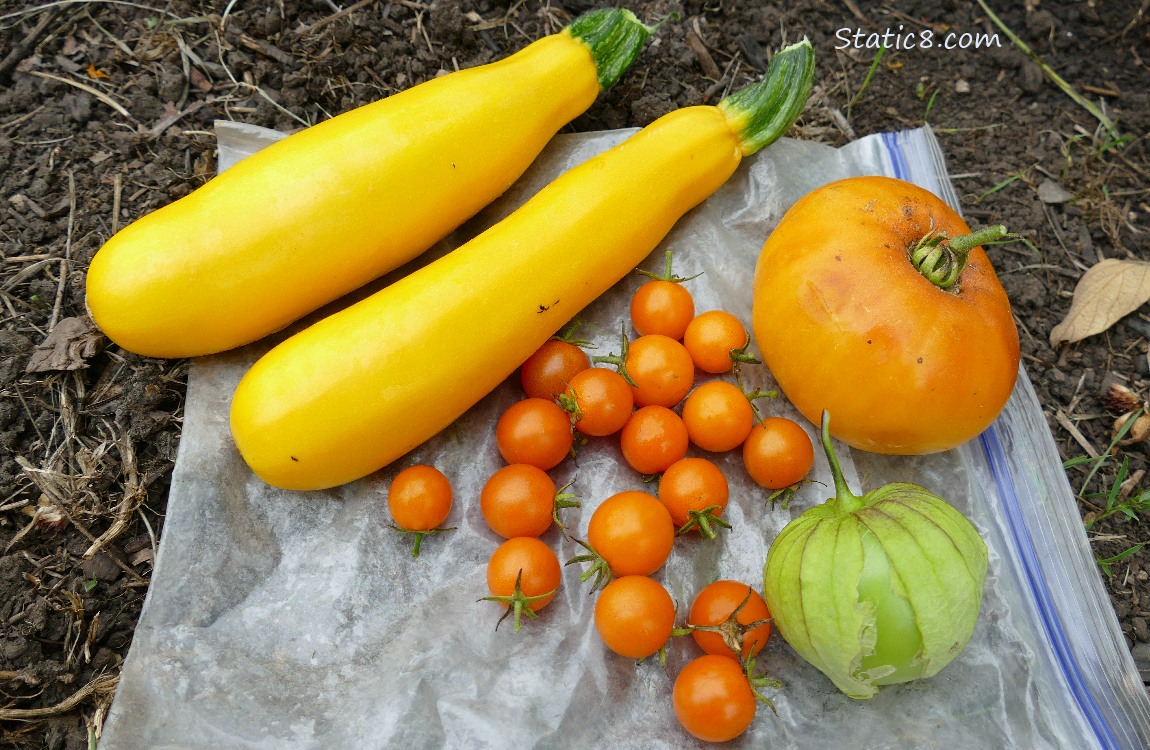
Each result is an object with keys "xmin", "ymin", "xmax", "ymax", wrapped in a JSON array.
[
  {"xmin": 881, "ymin": 130, "xmax": 1121, "ymax": 750},
  {"xmin": 979, "ymin": 427, "xmax": 1119, "ymax": 750}
]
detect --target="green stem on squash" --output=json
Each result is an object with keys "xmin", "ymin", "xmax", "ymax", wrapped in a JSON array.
[
  {"xmin": 718, "ymin": 37, "xmax": 816, "ymax": 156},
  {"xmin": 820, "ymin": 411, "xmax": 863, "ymax": 514},
  {"xmin": 567, "ymin": 8, "xmax": 656, "ymax": 91},
  {"xmin": 909, "ymin": 225, "xmax": 1009, "ymax": 290}
]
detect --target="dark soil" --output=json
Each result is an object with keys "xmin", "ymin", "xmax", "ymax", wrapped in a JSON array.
[{"xmin": 1, "ymin": 0, "xmax": 1148, "ymax": 747}]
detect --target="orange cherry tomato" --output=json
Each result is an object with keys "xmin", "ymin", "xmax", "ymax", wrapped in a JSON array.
[
  {"xmin": 594, "ymin": 575, "xmax": 677, "ymax": 659},
  {"xmin": 485, "ymin": 536, "xmax": 561, "ymax": 631},
  {"xmin": 631, "ymin": 280, "xmax": 695, "ymax": 340},
  {"xmin": 673, "ymin": 654, "xmax": 757, "ymax": 743},
  {"xmin": 681, "ymin": 380, "xmax": 755, "ymax": 453},
  {"xmin": 387, "ymin": 464, "xmax": 453, "ymax": 531},
  {"xmin": 658, "ymin": 457, "xmax": 729, "ymax": 534},
  {"xmin": 625, "ymin": 334, "xmax": 695, "ymax": 408},
  {"xmin": 520, "ymin": 338, "xmax": 590, "ymax": 400},
  {"xmin": 742, "ymin": 416, "xmax": 814, "ymax": 490},
  {"xmin": 587, "ymin": 490, "xmax": 675, "ymax": 577},
  {"xmin": 496, "ymin": 398, "xmax": 573, "ymax": 470},
  {"xmin": 688, "ymin": 580, "xmax": 772, "ymax": 661},
  {"xmin": 683, "ymin": 310, "xmax": 753, "ymax": 374},
  {"xmin": 480, "ymin": 464, "xmax": 556, "ymax": 539},
  {"xmin": 752, "ymin": 176, "xmax": 1020, "ymax": 454},
  {"xmin": 619, "ymin": 405, "xmax": 689, "ymax": 475},
  {"xmin": 563, "ymin": 367, "xmax": 634, "ymax": 437}
]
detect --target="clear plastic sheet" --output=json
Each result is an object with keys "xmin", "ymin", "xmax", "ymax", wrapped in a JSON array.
[{"xmin": 99, "ymin": 124, "xmax": 1150, "ymax": 749}]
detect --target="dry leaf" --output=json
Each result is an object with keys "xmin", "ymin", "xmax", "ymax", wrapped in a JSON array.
[
  {"xmin": 25, "ymin": 316, "xmax": 106, "ymax": 373},
  {"xmin": 1050, "ymin": 258, "xmax": 1150, "ymax": 346}
]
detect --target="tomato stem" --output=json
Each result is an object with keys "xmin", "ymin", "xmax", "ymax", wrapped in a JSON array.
[
  {"xmin": 676, "ymin": 505, "xmax": 732, "ymax": 540},
  {"xmin": 552, "ymin": 481, "xmax": 581, "ymax": 537},
  {"xmin": 636, "ymin": 249, "xmax": 703, "ymax": 284},
  {"xmin": 482, "ymin": 569, "xmax": 556, "ymax": 632},
  {"xmin": 688, "ymin": 588, "xmax": 772, "ymax": 662},
  {"xmin": 565, "ymin": 538, "xmax": 614, "ymax": 593},
  {"xmin": 910, "ymin": 224, "xmax": 1009, "ymax": 290},
  {"xmin": 736, "ymin": 369, "xmax": 778, "ymax": 423},
  {"xmin": 556, "ymin": 391, "xmax": 583, "ymax": 425},
  {"xmin": 730, "ymin": 334, "xmax": 763, "ymax": 368},
  {"xmin": 820, "ymin": 411, "xmax": 863, "ymax": 514},
  {"xmin": 390, "ymin": 524, "xmax": 454, "ymax": 557},
  {"xmin": 742, "ymin": 649, "xmax": 783, "ymax": 714},
  {"xmin": 590, "ymin": 323, "xmax": 637, "ymax": 387},
  {"xmin": 553, "ymin": 319, "xmax": 595, "ymax": 348}
]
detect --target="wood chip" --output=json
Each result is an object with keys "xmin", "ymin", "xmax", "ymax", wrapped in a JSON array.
[
  {"xmin": 685, "ymin": 23, "xmax": 722, "ymax": 80},
  {"xmin": 25, "ymin": 316, "xmax": 106, "ymax": 373}
]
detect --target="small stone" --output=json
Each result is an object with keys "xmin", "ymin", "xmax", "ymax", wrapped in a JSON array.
[
  {"xmin": 1021, "ymin": 61, "xmax": 1044, "ymax": 94},
  {"xmin": 82, "ymin": 553, "xmax": 122, "ymax": 583},
  {"xmin": 1038, "ymin": 179, "xmax": 1075, "ymax": 204},
  {"xmin": 955, "ymin": 79, "xmax": 971, "ymax": 94},
  {"xmin": 1133, "ymin": 642, "xmax": 1150, "ymax": 679},
  {"xmin": 1134, "ymin": 617, "xmax": 1150, "ymax": 642}
]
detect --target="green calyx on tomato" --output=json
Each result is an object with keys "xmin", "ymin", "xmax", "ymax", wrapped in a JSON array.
[
  {"xmin": 688, "ymin": 586, "xmax": 774, "ymax": 664},
  {"xmin": 481, "ymin": 569, "xmax": 558, "ymax": 632},
  {"xmin": 910, "ymin": 224, "xmax": 1010, "ymax": 290}
]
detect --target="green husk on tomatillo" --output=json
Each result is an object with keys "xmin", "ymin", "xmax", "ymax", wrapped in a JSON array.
[{"xmin": 762, "ymin": 412, "xmax": 988, "ymax": 700}]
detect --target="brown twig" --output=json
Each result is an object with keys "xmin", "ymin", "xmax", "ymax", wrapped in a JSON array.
[
  {"xmin": 841, "ymin": 0, "xmax": 870, "ymax": 25},
  {"xmin": 49, "ymin": 171, "xmax": 75, "ymax": 332},
  {"xmin": 25, "ymin": 71, "xmax": 134, "ymax": 121},
  {"xmin": 686, "ymin": 18, "xmax": 722, "ymax": 80},
  {"xmin": 309, "ymin": 0, "xmax": 379, "ymax": 34},
  {"xmin": 0, "ymin": 8, "xmax": 60, "ymax": 86}
]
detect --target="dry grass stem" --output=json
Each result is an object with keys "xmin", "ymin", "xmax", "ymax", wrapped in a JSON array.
[
  {"xmin": 0, "ymin": 674, "xmax": 118, "ymax": 722},
  {"xmin": 25, "ymin": 71, "xmax": 134, "ymax": 121}
]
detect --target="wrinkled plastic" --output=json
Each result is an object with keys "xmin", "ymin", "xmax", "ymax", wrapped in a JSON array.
[{"xmin": 99, "ymin": 123, "xmax": 1150, "ymax": 749}]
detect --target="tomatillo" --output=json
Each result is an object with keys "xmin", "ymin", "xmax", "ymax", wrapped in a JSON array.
[{"xmin": 763, "ymin": 412, "xmax": 988, "ymax": 699}]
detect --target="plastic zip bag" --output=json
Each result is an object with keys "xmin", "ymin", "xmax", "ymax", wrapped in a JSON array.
[{"xmin": 98, "ymin": 123, "xmax": 1150, "ymax": 749}]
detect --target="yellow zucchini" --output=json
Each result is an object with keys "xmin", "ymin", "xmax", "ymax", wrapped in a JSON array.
[
  {"xmin": 85, "ymin": 9, "xmax": 652, "ymax": 358},
  {"xmin": 230, "ymin": 39, "xmax": 816, "ymax": 491}
]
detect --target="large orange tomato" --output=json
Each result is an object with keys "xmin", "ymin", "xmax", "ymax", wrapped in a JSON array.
[{"xmin": 752, "ymin": 176, "xmax": 1019, "ymax": 454}]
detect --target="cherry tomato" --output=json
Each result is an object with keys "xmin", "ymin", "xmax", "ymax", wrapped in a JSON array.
[
  {"xmin": 683, "ymin": 310, "xmax": 754, "ymax": 374},
  {"xmin": 563, "ymin": 367, "xmax": 634, "ymax": 437},
  {"xmin": 681, "ymin": 380, "xmax": 755, "ymax": 453},
  {"xmin": 673, "ymin": 654, "xmax": 757, "ymax": 743},
  {"xmin": 631, "ymin": 280, "xmax": 695, "ymax": 340},
  {"xmin": 485, "ymin": 536, "xmax": 561, "ymax": 631},
  {"xmin": 619, "ymin": 405, "xmax": 689, "ymax": 475},
  {"xmin": 753, "ymin": 176, "xmax": 1019, "ymax": 454},
  {"xmin": 496, "ymin": 398, "xmax": 573, "ymax": 470},
  {"xmin": 625, "ymin": 334, "xmax": 695, "ymax": 408},
  {"xmin": 688, "ymin": 580, "xmax": 772, "ymax": 661},
  {"xmin": 520, "ymin": 338, "xmax": 590, "ymax": 400},
  {"xmin": 480, "ymin": 464, "xmax": 556, "ymax": 539},
  {"xmin": 594, "ymin": 575, "xmax": 676, "ymax": 659},
  {"xmin": 658, "ymin": 457, "xmax": 729, "ymax": 537},
  {"xmin": 387, "ymin": 464, "xmax": 453, "ymax": 556},
  {"xmin": 587, "ymin": 490, "xmax": 675, "ymax": 577},
  {"xmin": 742, "ymin": 416, "xmax": 815, "ymax": 490}
]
